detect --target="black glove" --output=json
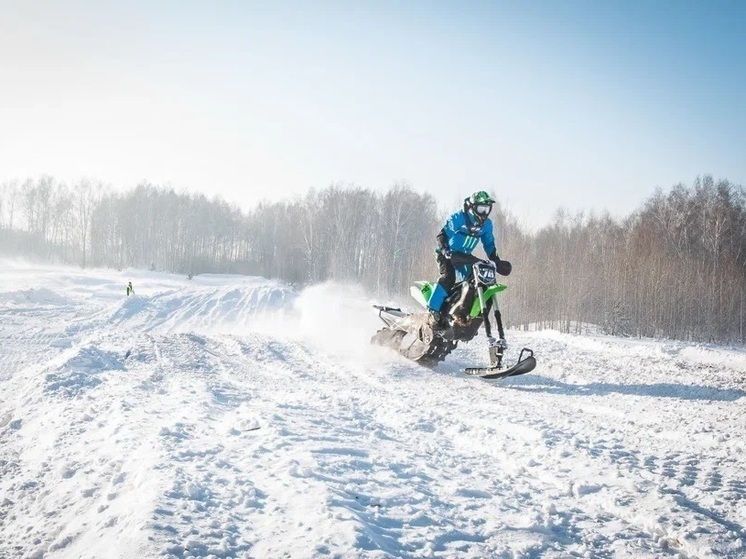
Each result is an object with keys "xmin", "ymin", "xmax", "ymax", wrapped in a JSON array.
[
  {"xmin": 495, "ymin": 259, "xmax": 512, "ymax": 276},
  {"xmin": 488, "ymin": 251, "xmax": 511, "ymax": 275},
  {"xmin": 440, "ymin": 247, "xmax": 452, "ymax": 259}
]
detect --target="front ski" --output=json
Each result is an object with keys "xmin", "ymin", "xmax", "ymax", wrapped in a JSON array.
[{"xmin": 464, "ymin": 348, "xmax": 536, "ymax": 379}]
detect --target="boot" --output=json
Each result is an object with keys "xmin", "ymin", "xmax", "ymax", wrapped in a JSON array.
[{"xmin": 429, "ymin": 309, "xmax": 448, "ymax": 330}]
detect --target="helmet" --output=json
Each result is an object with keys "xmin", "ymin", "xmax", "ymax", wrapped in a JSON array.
[{"xmin": 465, "ymin": 190, "xmax": 495, "ymax": 225}]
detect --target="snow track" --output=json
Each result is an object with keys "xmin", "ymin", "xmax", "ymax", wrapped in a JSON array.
[{"xmin": 1, "ymin": 264, "xmax": 745, "ymax": 558}]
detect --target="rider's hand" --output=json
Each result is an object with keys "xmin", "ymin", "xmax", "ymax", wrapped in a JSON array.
[
  {"xmin": 494, "ymin": 259, "xmax": 512, "ymax": 276},
  {"xmin": 440, "ymin": 248, "xmax": 452, "ymax": 259}
]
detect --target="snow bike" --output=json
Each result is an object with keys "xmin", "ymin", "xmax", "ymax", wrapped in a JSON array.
[{"xmin": 371, "ymin": 251, "xmax": 536, "ymax": 378}]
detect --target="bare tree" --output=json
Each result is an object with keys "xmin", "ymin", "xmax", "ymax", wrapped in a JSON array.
[{"xmin": 1, "ymin": 174, "xmax": 745, "ymax": 345}]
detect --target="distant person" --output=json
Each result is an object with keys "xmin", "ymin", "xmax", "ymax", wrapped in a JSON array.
[
  {"xmin": 126, "ymin": 281, "xmax": 135, "ymax": 296},
  {"xmin": 427, "ymin": 190, "xmax": 510, "ymax": 329}
]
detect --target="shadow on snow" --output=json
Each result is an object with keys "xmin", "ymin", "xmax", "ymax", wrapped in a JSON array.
[{"xmin": 502, "ymin": 374, "xmax": 745, "ymax": 402}]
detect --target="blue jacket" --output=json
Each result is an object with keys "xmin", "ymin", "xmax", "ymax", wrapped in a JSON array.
[{"xmin": 438, "ymin": 210, "xmax": 497, "ymax": 258}]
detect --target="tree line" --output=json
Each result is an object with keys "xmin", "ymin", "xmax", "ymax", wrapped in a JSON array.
[
  {"xmin": 1, "ymin": 175, "xmax": 744, "ymax": 345},
  {"xmin": 0, "ymin": 178, "xmax": 438, "ymax": 291}
]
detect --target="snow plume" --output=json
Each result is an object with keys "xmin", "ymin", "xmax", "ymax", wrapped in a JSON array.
[
  {"xmin": 2, "ymin": 264, "xmax": 746, "ymax": 558},
  {"xmin": 291, "ymin": 282, "xmax": 389, "ymax": 359},
  {"xmin": 227, "ymin": 280, "xmax": 401, "ymax": 368}
]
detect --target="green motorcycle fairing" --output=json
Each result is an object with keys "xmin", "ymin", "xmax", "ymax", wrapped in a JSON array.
[
  {"xmin": 470, "ymin": 284, "xmax": 507, "ymax": 317},
  {"xmin": 415, "ymin": 281, "xmax": 507, "ymax": 317}
]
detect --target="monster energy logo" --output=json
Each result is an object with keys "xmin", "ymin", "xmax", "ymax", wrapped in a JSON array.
[{"xmin": 463, "ymin": 236, "xmax": 479, "ymax": 250}]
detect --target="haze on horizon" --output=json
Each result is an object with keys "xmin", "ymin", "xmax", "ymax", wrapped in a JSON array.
[{"xmin": 1, "ymin": 0, "xmax": 744, "ymax": 229}]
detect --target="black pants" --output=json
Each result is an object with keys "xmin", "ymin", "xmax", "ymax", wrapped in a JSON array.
[{"xmin": 436, "ymin": 253, "xmax": 455, "ymax": 294}]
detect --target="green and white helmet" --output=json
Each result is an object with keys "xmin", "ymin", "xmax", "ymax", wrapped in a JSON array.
[{"xmin": 465, "ymin": 190, "xmax": 495, "ymax": 225}]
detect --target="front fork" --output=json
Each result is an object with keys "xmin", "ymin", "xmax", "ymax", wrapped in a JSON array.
[{"xmin": 480, "ymin": 289, "xmax": 506, "ymax": 368}]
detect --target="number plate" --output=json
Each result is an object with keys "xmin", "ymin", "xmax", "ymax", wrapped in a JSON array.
[{"xmin": 477, "ymin": 265, "xmax": 495, "ymax": 284}]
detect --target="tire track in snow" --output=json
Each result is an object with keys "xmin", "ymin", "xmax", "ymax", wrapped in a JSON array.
[
  {"xmin": 213, "ymin": 333, "xmax": 598, "ymax": 558},
  {"xmin": 439, "ymin": 333, "xmax": 746, "ymax": 559},
  {"xmin": 148, "ymin": 333, "xmax": 515, "ymax": 558},
  {"xmin": 234, "ymin": 328, "xmax": 746, "ymax": 559},
  {"xmin": 127, "ymin": 333, "xmax": 259, "ymax": 558},
  {"xmin": 0, "ymin": 332, "xmax": 167, "ymax": 558}
]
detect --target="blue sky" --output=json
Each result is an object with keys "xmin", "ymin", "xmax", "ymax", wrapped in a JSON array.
[{"xmin": 1, "ymin": 0, "xmax": 744, "ymax": 229}]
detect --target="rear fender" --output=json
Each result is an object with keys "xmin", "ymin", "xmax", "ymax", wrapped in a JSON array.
[
  {"xmin": 411, "ymin": 281, "xmax": 434, "ymax": 309},
  {"xmin": 373, "ymin": 305, "xmax": 410, "ymax": 329}
]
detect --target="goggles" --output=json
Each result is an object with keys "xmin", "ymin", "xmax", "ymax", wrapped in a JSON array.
[{"xmin": 474, "ymin": 203, "xmax": 492, "ymax": 216}]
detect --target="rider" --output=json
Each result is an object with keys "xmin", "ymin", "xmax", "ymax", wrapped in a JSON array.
[{"xmin": 428, "ymin": 190, "xmax": 510, "ymax": 330}]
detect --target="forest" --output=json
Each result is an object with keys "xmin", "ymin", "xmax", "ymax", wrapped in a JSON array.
[{"xmin": 1, "ymin": 175, "xmax": 744, "ymax": 345}]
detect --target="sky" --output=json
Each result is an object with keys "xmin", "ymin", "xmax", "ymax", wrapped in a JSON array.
[{"xmin": 1, "ymin": 0, "xmax": 744, "ymax": 230}]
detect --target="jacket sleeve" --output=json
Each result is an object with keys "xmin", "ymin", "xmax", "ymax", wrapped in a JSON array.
[
  {"xmin": 481, "ymin": 220, "xmax": 498, "ymax": 260},
  {"xmin": 437, "ymin": 213, "xmax": 459, "ymax": 252},
  {"xmin": 436, "ymin": 228, "xmax": 449, "ymax": 252}
]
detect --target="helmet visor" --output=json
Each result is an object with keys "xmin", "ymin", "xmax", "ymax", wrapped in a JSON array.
[{"xmin": 474, "ymin": 203, "xmax": 492, "ymax": 216}]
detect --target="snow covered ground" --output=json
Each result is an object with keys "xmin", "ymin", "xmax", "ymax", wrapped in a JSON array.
[{"xmin": 1, "ymin": 261, "xmax": 745, "ymax": 559}]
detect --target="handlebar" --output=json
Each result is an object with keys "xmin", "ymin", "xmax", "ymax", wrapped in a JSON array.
[
  {"xmin": 449, "ymin": 251, "xmax": 487, "ymax": 267},
  {"xmin": 448, "ymin": 251, "xmax": 511, "ymax": 276}
]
